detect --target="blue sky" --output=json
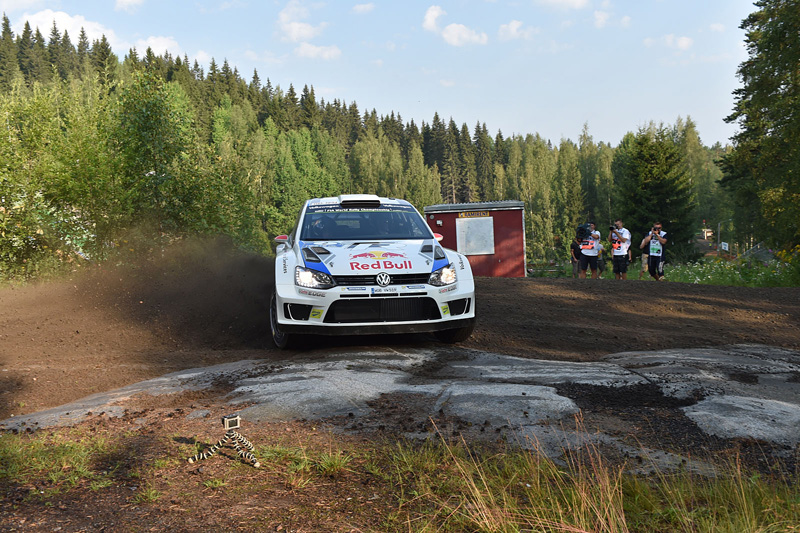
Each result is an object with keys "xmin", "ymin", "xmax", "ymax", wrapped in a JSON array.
[{"xmin": 4, "ymin": 0, "xmax": 754, "ymax": 147}]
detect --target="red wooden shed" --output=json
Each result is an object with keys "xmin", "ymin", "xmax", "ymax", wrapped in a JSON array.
[{"xmin": 423, "ymin": 201, "xmax": 526, "ymax": 278}]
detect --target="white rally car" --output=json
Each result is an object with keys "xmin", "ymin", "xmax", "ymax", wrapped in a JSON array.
[{"xmin": 270, "ymin": 194, "xmax": 476, "ymax": 348}]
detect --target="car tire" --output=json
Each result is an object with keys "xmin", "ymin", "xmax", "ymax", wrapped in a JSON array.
[
  {"xmin": 270, "ymin": 290, "xmax": 293, "ymax": 349},
  {"xmin": 434, "ymin": 323, "xmax": 475, "ymax": 344}
]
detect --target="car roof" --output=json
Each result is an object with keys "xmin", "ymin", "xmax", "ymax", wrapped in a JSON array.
[{"xmin": 306, "ymin": 194, "xmax": 413, "ymax": 209}]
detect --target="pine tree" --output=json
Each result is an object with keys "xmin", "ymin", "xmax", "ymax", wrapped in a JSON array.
[
  {"xmin": 457, "ymin": 122, "xmax": 477, "ymax": 202},
  {"xmin": 60, "ymin": 30, "xmax": 78, "ymax": 78},
  {"xmin": 552, "ymin": 139, "xmax": 584, "ymax": 254},
  {"xmin": 300, "ymin": 84, "xmax": 319, "ymax": 129},
  {"xmin": 473, "ymin": 122, "xmax": 493, "ymax": 202},
  {"xmin": 0, "ymin": 14, "xmax": 21, "ymax": 90},
  {"xmin": 722, "ymin": 0, "xmax": 800, "ymax": 249},
  {"xmin": 90, "ymin": 35, "xmax": 118, "ymax": 86},
  {"xmin": 440, "ymin": 121, "xmax": 459, "ymax": 203},
  {"xmin": 283, "ymin": 83, "xmax": 299, "ymax": 130},
  {"xmin": 614, "ymin": 125, "xmax": 697, "ymax": 260}
]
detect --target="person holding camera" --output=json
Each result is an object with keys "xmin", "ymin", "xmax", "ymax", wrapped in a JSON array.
[
  {"xmin": 608, "ymin": 218, "xmax": 631, "ymax": 280},
  {"xmin": 579, "ymin": 222, "xmax": 601, "ymax": 279},
  {"xmin": 640, "ymin": 222, "xmax": 667, "ymax": 280}
]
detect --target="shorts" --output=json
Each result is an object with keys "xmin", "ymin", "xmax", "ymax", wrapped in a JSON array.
[
  {"xmin": 648, "ymin": 254, "xmax": 665, "ymax": 278},
  {"xmin": 580, "ymin": 254, "xmax": 598, "ymax": 271},
  {"xmin": 612, "ymin": 255, "xmax": 628, "ymax": 274}
]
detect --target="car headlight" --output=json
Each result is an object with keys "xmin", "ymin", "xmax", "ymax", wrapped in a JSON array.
[
  {"xmin": 429, "ymin": 263, "xmax": 457, "ymax": 286},
  {"xmin": 295, "ymin": 266, "xmax": 334, "ymax": 289}
]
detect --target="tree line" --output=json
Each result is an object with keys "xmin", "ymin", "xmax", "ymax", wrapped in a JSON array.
[{"xmin": 0, "ymin": 13, "xmax": 749, "ymax": 280}]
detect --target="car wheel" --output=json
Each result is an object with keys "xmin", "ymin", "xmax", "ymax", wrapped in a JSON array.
[
  {"xmin": 270, "ymin": 290, "xmax": 292, "ymax": 349},
  {"xmin": 434, "ymin": 322, "xmax": 475, "ymax": 344}
]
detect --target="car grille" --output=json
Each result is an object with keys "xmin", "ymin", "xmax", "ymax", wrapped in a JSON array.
[
  {"xmin": 324, "ymin": 297, "xmax": 441, "ymax": 323},
  {"xmin": 333, "ymin": 273, "xmax": 430, "ymax": 286}
]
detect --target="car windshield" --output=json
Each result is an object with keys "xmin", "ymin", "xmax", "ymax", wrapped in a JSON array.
[{"xmin": 300, "ymin": 204, "xmax": 433, "ymax": 241}]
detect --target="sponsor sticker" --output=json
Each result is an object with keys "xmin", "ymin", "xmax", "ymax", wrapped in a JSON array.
[
  {"xmin": 372, "ymin": 287, "xmax": 398, "ymax": 294},
  {"xmin": 458, "ymin": 211, "xmax": 489, "ymax": 218},
  {"xmin": 342, "ymin": 286, "xmax": 367, "ymax": 292},
  {"xmin": 298, "ymin": 288, "xmax": 325, "ymax": 298},
  {"xmin": 439, "ymin": 285, "xmax": 457, "ymax": 293},
  {"xmin": 310, "ymin": 309, "xmax": 323, "ymax": 319},
  {"xmin": 440, "ymin": 304, "xmax": 450, "ymax": 316},
  {"xmin": 349, "ymin": 250, "xmax": 413, "ymax": 271},
  {"xmin": 403, "ymin": 285, "xmax": 426, "ymax": 290}
]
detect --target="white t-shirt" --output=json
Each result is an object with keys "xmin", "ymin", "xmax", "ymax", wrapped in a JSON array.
[
  {"xmin": 611, "ymin": 227, "xmax": 631, "ymax": 256},
  {"xmin": 580, "ymin": 230, "xmax": 601, "ymax": 257},
  {"xmin": 649, "ymin": 231, "xmax": 667, "ymax": 256}
]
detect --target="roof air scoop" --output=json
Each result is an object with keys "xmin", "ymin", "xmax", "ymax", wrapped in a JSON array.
[{"xmin": 338, "ymin": 194, "xmax": 382, "ymax": 208}]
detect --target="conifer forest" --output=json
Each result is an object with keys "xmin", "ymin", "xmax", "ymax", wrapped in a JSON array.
[{"xmin": 0, "ymin": 1, "xmax": 797, "ymax": 280}]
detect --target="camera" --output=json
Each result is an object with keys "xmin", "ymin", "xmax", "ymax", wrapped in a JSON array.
[
  {"xmin": 222, "ymin": 414, "xmax": 241, "ymax": 430},
  {"xmin": 609, "ymin": 225, "xmax": 615, "ymax": 231},
  {"xmin": 576, "ymin": 223, "xmax": 592, "ymax": 240}
]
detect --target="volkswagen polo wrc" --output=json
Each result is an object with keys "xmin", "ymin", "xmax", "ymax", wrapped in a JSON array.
[{"xmin": 270, "ymin": 194, "xmax": 476, "ymax": 348}]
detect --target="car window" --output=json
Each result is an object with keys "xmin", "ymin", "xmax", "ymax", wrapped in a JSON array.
[{"xmin": 300, "ymin": 205, "xmax": 432, "ymax": 241}]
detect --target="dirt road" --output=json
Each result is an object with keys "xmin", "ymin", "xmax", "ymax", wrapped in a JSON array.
[{"xmin": 1, "ymin": 242, "xmax": 799, "ymax": 421}]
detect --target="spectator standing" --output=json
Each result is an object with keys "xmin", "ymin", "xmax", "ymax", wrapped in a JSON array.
[
  {"xmin": 570, "ymin": 237, "xmax": 581, "ymax": 278},
  {"xmin": 640, "ymin": 222, "xmax": 667, "ymax": 281},
  {"xmin": 579, "ymin": 222, "xmax": 601, "ymax": 279},
  {"xmin": 608, "ymin": 219, "xmax": 631, "ymax": 280}
]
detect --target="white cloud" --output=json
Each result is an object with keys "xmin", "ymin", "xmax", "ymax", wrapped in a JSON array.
[
  {"xmin": 371, "ymin": 58, "xmax": 383, "ymax": 67},
  {"xmin": 440, "ymin": 79, "xmax": 455, "ymax": 87},
  {"xmin": 536, "ymin": 0, "xmax": 589, "ymax": 9},
  {"xmin": 441, "ymin": 23, "xmax": 487, "ymax": 46},
  {"xmin": 135, "ymin": 36, "xmax": 181, "ymax": 57},
  {"xmin": 115, "ymin": 0, "xmax": 144, "ymax": 13},
  {"xmin": 620, "ymin": 15, "xmax": 631, "ymax": 28},
  {"xmin": 644, "ymin": 34, "xmax": 694, "ymax": 52},
  {"xmin": 593, "ymin": 11, "xmax": 610, "ymax": 28},
  {"xmin": 352, "ymin": 3, "xmax": 374, "ymax": 14},
  {"xmin": 279, "ymin": 0, "xmax": 327, "ymax": 42},
  {"xmin": 499, "ymin": 20, "xmax": 537, "ymax": 41},
  {"xmin": 295, "ymin": 42, "xmax": 341, "ymax": 60},
  {"xmin": 423, "ymin": 5, "xmax": 445, "ymax": 33},
  {"xmin": 423, "ymin": 6, "xmax": 486, "ymax": 46},
  {"xmin": 244, "ymin": 49, "xmax": 283, "ymax": 65},
  {"xmin": 13, "ymin": 10, "xmax": 128, "ymax": 52},
  {"xmin": 664, "ymin": 34, "xmax": 693, "ymax": 51},
  {"xmin": 193, "ymin": 50, "xmax": 211, "ymax": 65},
  {"xmin": 710, "ymin": 23, "xmax": 724, "ymax": 32}
]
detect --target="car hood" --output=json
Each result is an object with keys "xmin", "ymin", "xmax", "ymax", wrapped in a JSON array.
[{"xmin": 297, "ymin": 239, "xmax": 451, "ymax": 277}]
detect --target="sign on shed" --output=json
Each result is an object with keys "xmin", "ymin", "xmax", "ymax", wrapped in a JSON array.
[{"xmin": 423, "ymin": 201, "xmax": 526, "ymax": 277}]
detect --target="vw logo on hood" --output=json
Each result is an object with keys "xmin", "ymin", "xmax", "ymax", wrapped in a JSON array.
[{"xmin": 376, "ymin": 272, "xmax": 391, "ymax": 287}]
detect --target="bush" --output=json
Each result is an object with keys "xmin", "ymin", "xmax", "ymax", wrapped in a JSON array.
[{"xmin": 665, "ymin": 251, "xmax": 800, "ymax": 287}]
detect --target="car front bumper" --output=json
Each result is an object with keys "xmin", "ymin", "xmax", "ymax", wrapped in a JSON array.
[{"xmin": 274, "ymin": 281, "xmax": 475, "ymax": 336}]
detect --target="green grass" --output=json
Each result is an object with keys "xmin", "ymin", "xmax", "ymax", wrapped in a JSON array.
[
  {"xmin": 0, "ymin": 430, "xmax": 119, "ymax": 499},
  {"xmin": 387, "ymin": 435, "xmax": 800, "ymax": 532},
  {"xmin": 2, "ymin": 427, "xmax": 798, "ymax": 531},
  {"xmin": 665, "ymin": 256, "xmax": 800, "ymax": 287}
]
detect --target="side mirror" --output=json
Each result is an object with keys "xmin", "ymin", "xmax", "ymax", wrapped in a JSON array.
[
  {"xmin": 434, "ymin": 233, "xmax": 444, "ymax": 242},
  {"xmin": 275, "ymin": 234, "xmax": 290, "ymax": 253}
]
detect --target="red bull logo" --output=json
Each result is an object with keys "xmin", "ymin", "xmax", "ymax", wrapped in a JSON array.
[
  {"xmin": 349, "ymin": 250, "xmax": 411, "ymax": 271},
  {"xmin": 349, "ymin": 251, "xmax": 407, "ymax": 260}
]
